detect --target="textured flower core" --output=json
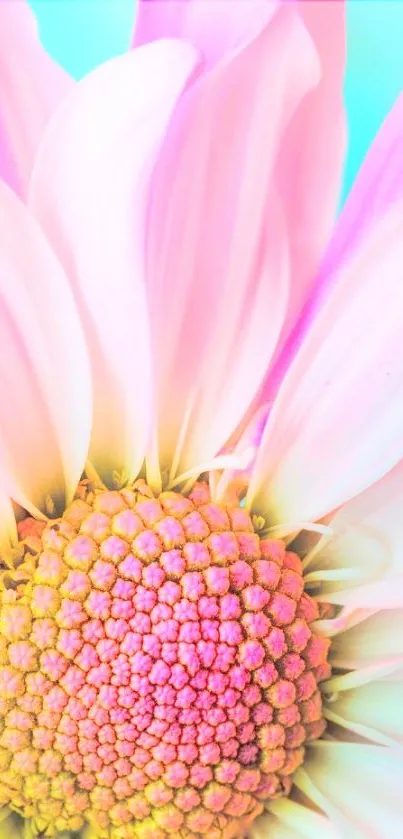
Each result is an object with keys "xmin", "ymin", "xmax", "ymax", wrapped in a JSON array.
[{"xmin": 0, "ymin": 480, "xmax": 331, "ymax": 839}]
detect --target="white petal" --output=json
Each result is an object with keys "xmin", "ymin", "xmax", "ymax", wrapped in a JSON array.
[
  {"xmin": 304, "ymin": 523, "xmax": 389, "ymax": 602},
  {"xmin": 311, "ymin": 460, "xmax": 403, "ymax": 609},
  {"xmin": 325, "ymin": 671, "xmax": 403, "ymax": 745},
  {"xmin": 253, "ymin": 799, "xmax": 343, "ymax": 839},
  {"xmin": 330, "ymin": 609, "xmax": 403, "ymax": 669},
  {"xmin": 300, "ymin": 743, "xmax": 403, "ymax": 839}
]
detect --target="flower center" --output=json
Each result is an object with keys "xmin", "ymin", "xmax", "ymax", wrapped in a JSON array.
[{"xmin": 0, "ymin": 480, "xmax": 331, "ymax": 839}]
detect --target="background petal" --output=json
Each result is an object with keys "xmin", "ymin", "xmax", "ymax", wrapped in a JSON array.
[
  {"xmin": 267, "ymin": 0, "xmax": 346, "ymax": 366},
  {"xmin": 322, "ymin": 92, "xmax": 403, "ymax": 281},
  {"xmin": 29, "ymin": 41, "xmax": 199, "ymax": 487},
  {"xmin": 0, "ymin": 181, "xmax": 92, "ymax": 515},
  {"xmin": 133, "ymin": 0, "xmax": 278, "ymax": 69},
  {"xmin": 266, "ymin": 85, "xmax": 403, "ymax": 415},
  {"xmin": 0, "ymin": 0, "xmax": 72, "ymax": 197}
]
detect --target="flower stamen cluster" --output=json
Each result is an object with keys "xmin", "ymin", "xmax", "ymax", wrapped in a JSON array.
[{"xmin": 0, "ymin": 481, "xmax": 330, "ymax": 839}]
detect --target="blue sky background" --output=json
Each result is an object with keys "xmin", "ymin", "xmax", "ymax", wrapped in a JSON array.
[{"xmin": 28, "ymin": 1, "xmax": 403, "ymax": 203}]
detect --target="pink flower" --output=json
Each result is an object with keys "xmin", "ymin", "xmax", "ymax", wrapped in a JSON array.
[{"xmin": 0, "ymin": 2, "xmax": 403, "ymax": 839}]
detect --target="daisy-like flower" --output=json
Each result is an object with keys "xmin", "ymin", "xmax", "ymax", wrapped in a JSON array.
[{"xmin": 0, "ymin": 1, "xmax": 402, "ymax": 838}]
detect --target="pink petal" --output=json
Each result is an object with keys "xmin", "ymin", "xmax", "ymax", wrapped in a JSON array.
[
  {"xmin": 0, "ymin": 181, "xmax": 92, "ymax": 515},
  {"xmin": 0, "ymin": 467, "xmax": 18, "ymax": 550},
  {"xmin": 29, "ymin": 42, "xmax": 199, "ymax": 487},
  {"xmin": 247, "ymin": 202, "xmax": 403, "ymax": 525},
  {"xmin": 141, "ymin": 5, "xmax": 320, "ymax": 475},
  {"xmin": 133, "ymin": 0, "xmax": 278, "ymax": 70},
  {"xmin": 0, "ymin": 0, "xmax": 72, "ymax": 198},
  {"xmin": 271, "ymin": 88, "xmax": 403, "ymax": 406},
  {"xmin": 215, "ymin": 403, "xmax": 271, "ymax": 504}
]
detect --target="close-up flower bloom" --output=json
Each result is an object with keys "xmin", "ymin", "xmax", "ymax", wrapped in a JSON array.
[{"xmin": 0, "ymin": 1, "xmax": 402, "ymax": 838}]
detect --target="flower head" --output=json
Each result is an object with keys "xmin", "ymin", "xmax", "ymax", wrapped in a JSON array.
[{"xmin": 0, "ymin": 2, "xmax": 403, "ymax": 839}]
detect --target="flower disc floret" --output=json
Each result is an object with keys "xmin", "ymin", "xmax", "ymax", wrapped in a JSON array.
[{"xmin": 0, "ymin": 481, "xmax": 331, "ymax": 838}]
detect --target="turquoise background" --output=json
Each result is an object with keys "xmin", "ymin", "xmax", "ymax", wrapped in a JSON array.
[{"xmin": 28, "ymin": 0, "xmax": 403, "ymax": 202}]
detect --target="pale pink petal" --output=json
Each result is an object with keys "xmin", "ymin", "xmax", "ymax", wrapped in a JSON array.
[
  {"xmin": 268, "ymin": 89, "xmax": 403, "ymax": 410},
  {"xmin": 309, "ymin": 460, "xmax": 403, "ymax": 609},
  {"xmin": 0, "ymin": 181, "xmax": 92, "ymax": 515},
  {"xmin": 134, "ymin": 2, "xmax": 346, "ymax": 463},
  {"xmin": 247, "ymin": 202, "xmax": 403, "ymax": 526},
  {"xmin": 330, "ymin": 609, "xmax": 403, "ymax": 670},
  {"xmin": 29, "ymin": 42, "xmax": 199, "ymax": 487},
  {"xmin": 133, "ymin": 0, "xmax": 278, "ymax": 69},
  {"xmin": 0, "ymin": 0, "xmax": 72, "ymax": 198},
  {"xmin": 300, "ymin": 743, "xmax": 403, "ymax": 839},
  {"xmin": 142, "ymin": 6, "xmax": 320, "ymax": 476}
]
